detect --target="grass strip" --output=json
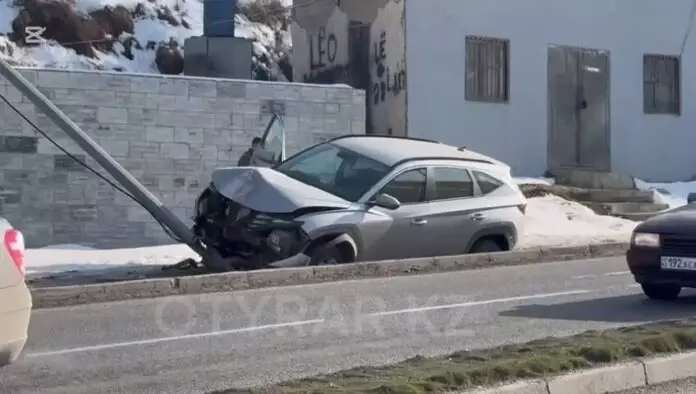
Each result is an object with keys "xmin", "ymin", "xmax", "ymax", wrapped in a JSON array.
[{"xmin": 218, "ymin": 319, "xmax": 696, "ymax": 394}]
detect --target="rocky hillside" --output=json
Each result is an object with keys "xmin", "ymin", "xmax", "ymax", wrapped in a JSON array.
[{"xmin": 0, "ymin": 0, "xmax": 292, "ymax": 80}]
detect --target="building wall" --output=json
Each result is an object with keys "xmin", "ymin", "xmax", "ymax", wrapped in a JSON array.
[
  {"xmin": 292, "ymin": 0, "xmax": 406, "ymax": 136},
  {"xmin": 406, "ymin": 0, "xmax": 696, "ymax": 181},
  {"xmin": 292, "ymin": 6, "xmax": 351, "ymax": 83},
  {"xmin": 368, "ymin": 0, "xmax": 406, "ymax": 137},
  {"xmin": 0, "ymin": 69, "xmax": 366, "ymax": 248}
]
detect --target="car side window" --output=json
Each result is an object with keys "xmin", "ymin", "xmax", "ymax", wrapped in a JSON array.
[
  {"xmin": 432, "ymin": 167, "xmax": 474, "ymax": 200},
  {"xmin": 379, "ymin": 168, "xmax": 427, "ymax": 204},
  {"xmin": 473, "ymin": 170, "xmax": 504, "ymax": 194}
]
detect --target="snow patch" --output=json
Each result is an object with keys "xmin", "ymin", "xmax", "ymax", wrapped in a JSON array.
[
  {"xmin": 635, "ymin": 178, "xmax": 696, "ymax": 209},
  {"xmin": 25, "ymin": 244, "xmax": 197, "ymax": 274},
  {"xmin": 518, "ymin": 195, "xmax": 636, "ymax": 248},
  {"xmin": 513, "ymin": 177, "xmax": 555, "ymax": 186}
]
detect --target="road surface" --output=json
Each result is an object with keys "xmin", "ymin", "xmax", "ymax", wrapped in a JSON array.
[
  {"xmin": 618, "ymin": 377, "xmax": 696, "ymax": 393},
  {"xmin": 5, "ymin": 256, "xmax": 696, "ymax": 393}
]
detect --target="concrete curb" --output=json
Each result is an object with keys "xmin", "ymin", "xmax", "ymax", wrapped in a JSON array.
[
  {"xmin": 461, "ymin": 351, "xmax": 696, "ymax": 394},
  {"xmin": 30, "ymin": 241, "xmax": 629, "ymax": 309}
]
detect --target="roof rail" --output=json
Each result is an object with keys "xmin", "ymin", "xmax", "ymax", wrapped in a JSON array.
[
  {"xmin": 392, "ymin": 156, "xmax": 493, "ymax": 167},
  {"xmin": 329, "ymin": 134, "xmax": 441, "ymax": 144}
]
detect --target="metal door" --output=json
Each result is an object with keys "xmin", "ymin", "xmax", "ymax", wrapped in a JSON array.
[
  {"xmin": 359, "ymin": 168, "xmax": 432, "ymax": 261},
  {"xmin": 251, "ymin": 113, "xmax": 285, "ymax": 166},
  {"xmin": 547, "ymin": 46, "xmax": 611, "ymax": 172},
  {"xmin": 423, "ymin": 167, "xmax": 484, "ymax": 257}
]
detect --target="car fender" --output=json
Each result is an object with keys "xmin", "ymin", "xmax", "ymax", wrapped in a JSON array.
[
  {"xmin": 465, "ymin": 224, "xmax": 518, "ymax": 252},
  {"xmin": 306, "ymin": 233, "xmax": 359, "ymax": 261},
  {"xmin": 298, "ymin": 210, "xmax": 366, "ymax": 259}
]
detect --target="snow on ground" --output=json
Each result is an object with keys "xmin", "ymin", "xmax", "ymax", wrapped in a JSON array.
[
  {"xmin": 512, "ymin": 176, "xmax": 636, "ymax": 246},
  {"xmin": 513, "ymin": 177, "xmax": 555, "ymax": 186},
  {"xmin": 635, "ymin": 178, "xmax": 696, "ymax": 209},
  {"xmin": 26, "ymin": 244, "xmax": 197, "ymax": 275},
  {"xmin": 517, "ymin": 195, "xmax": 636, "ymax": 249}
]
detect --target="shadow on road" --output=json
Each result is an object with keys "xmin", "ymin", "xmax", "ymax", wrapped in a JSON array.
[{"xmin": 499, "ymin": 292, "xmax": 696, "ymax": 323}]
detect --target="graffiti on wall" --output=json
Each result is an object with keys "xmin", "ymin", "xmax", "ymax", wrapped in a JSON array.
[
  {"xmin": 303, "ymin": 26, "xmax": 351, "ymax": 83},
  {"xmin": 371, "ymin": 30, "xmax": 406, "ymax": 106},
  {"xmin": 309, "ymin": 27, "xmax": 338, "ymax": 70}
]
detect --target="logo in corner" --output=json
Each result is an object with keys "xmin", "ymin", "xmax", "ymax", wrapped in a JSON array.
[{"xmin": 24, "ymin": 26, "xmax": 47, "ymax": 45}]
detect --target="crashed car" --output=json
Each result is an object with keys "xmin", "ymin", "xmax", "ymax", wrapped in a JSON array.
[{"xmin": 192, "ymin": 115, "xmax": 526, "ymax": 269}]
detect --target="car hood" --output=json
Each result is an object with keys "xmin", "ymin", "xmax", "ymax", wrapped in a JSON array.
[
  {"xmin": 210, "ymin": 167, "xmax": 352, "ymax": 213},
  {"xmin": 637, "ymin": 204, "xmax": 696, "ymax": 233}
]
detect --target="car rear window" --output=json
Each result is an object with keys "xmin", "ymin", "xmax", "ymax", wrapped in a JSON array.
[
  {"xmin": 432, "ymin": 167, "xmax": 475, "ymax": 200},
  {"xmin": 473, "ymin": 170, "xmax": 504, "ymax": 194}
]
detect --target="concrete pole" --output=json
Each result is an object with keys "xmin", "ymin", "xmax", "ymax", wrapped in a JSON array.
[{"xmin": 0, "ymin": 57, "xmax": 225, "ymax": 270}]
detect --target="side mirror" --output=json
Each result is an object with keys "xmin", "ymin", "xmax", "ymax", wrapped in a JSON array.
[
  {"xmin": 688, "ymin": 193, "xmax": 696, "ymax": 204},
  {"xmin": 370, "ymin": 193, "xmax": 401, "ymax": 210}
]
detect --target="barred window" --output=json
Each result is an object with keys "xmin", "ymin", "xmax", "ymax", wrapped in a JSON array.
[
  {"xmin": 643, "ymin": 54, "xmax": 680, "ymax": 115},
  {"xmin": 465, "ymin": 36, "xmax": 510, "ymax": 103}
]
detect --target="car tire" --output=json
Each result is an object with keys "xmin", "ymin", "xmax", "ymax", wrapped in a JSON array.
[
  {"xmin": 309, "ymin": 244, "xmax": 346, "ymax": 266},
  {"xmin": 470, "ymin": 239, "xmax": 502, "ymax": 254},
  {"xmin": 640, "ymin": 283, "xmax": 682, "ymax": 301}
]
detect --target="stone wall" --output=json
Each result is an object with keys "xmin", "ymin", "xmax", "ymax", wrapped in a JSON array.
[{"xmin": 0, "ymin": 69, "xmax": 366, "ymax": 248}]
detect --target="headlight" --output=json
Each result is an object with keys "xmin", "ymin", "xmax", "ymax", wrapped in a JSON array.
[{"xmin": 632, "ymin": 232, "xmax": 660, "ymax": 247}]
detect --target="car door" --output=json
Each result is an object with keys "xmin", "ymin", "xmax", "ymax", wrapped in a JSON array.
[
  {"xmin": 423, "ymin": 166, "xmax": 487, "ymax": 256},
  {"xmin": 361, "ymin": 167, "xmax": 433, "ymax": 261},
  {"xmin": 251, "ymin": 113, "xmax": 285, "ymax": 167}
]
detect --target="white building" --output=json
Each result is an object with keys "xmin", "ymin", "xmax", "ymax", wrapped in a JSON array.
[{"xmin": 292, "ymin": 0, "xmax": 696, "ymax": 181}]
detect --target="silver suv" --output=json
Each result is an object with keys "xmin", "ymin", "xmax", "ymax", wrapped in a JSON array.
[{"xmin": 192, "ymin": 116, "xmax": 526, "ymax": 269}]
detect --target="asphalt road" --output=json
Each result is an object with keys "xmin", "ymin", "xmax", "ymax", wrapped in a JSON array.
[{"xmin": 5, "ymin": 256, "xmax": 696, "ymax": 393}]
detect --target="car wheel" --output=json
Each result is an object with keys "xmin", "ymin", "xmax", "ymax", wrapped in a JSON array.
[
  {"xmin": 640, "ymin": 283, "xmax": 682, "ymax": 301},
  {"xmin": 309, "ymin": 244, "xmax": 346, "ymax": 266},
  {"xmin": 470, "ymin": 239, "xmax": 502, "ymax": 254}
]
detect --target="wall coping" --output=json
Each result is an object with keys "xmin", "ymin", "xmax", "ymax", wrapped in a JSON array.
[{"xmin": 13, "ymin": 67, "xmax": 356, "ymax": 89}]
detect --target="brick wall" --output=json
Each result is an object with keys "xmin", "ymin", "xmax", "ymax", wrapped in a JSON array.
[{"xmin": 0, "ymin": 69, "xmax": 366, "ymax": 248}]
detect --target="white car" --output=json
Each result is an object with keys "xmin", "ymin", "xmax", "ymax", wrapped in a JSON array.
[{"xmin": 0, "ymin": 218, "xmax": 31, "ymax": 366}]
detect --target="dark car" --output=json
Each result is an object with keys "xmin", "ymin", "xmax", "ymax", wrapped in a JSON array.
[{"xmin": 627, "ymin": 194, "xmax": 696, "ymax": 301}]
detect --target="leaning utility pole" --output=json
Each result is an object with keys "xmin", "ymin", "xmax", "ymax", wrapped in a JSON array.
[{"xmin": 0, "ymin": 57, "xmax": 226, "ymax": 271}]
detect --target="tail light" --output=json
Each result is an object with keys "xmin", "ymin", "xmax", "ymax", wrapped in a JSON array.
[
  {"xmin": 4, "ymin": 229, "xmax": 25, "ymax": 276},
  {"xmin": 517, "ymin": 203, "xmax": 527, "ymax": 214}
]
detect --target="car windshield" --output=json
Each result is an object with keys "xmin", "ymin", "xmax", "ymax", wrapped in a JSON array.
[{"xmin": 274, "ymin": 142, "xmax": 391, "ymax": 202}]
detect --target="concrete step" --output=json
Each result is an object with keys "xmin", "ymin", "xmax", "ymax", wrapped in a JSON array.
[
  {"xmin": 614, "ymin": 210, "xmax": 669, "ymax": 221},
  {"xmin": 581, "ymin": 202, "xmax": 670, "ymax": 220},
  {"xmin": 553, "ymin": 168, "xmax": 636, "ymax": 190},
  {"xmin": 519, "ymin": 184, "xmax": 655, "ymax": 203},
  {"xmin": 582, "ymin": 201, "xmax": 670, "ymax": 214},
  {"xmin": 580, "ymin": 189, "xmax": 654, "ymax": 203}
]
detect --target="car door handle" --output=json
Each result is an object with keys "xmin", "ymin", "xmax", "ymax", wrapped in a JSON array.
[
  {"xmin": 411, "ymin": 219, "xmax": 428, "ymax": 226},
  {"xmin": 471, "ymin": 213, "xmax": 486, "ymax": 221}
]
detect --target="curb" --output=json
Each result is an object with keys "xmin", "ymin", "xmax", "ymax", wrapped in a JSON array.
[
  {"xmin": 461, "ymin": 351, "xmax": 696, "ymax": 394},
  {"xmin": 30, "ymin": 241, "xmax": 629, "ymax": 309}
]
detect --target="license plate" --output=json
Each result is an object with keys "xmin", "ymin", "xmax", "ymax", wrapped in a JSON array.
[{"xmin": 661, "ymin": 256, "xmax": 696, "ymax": 271}]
